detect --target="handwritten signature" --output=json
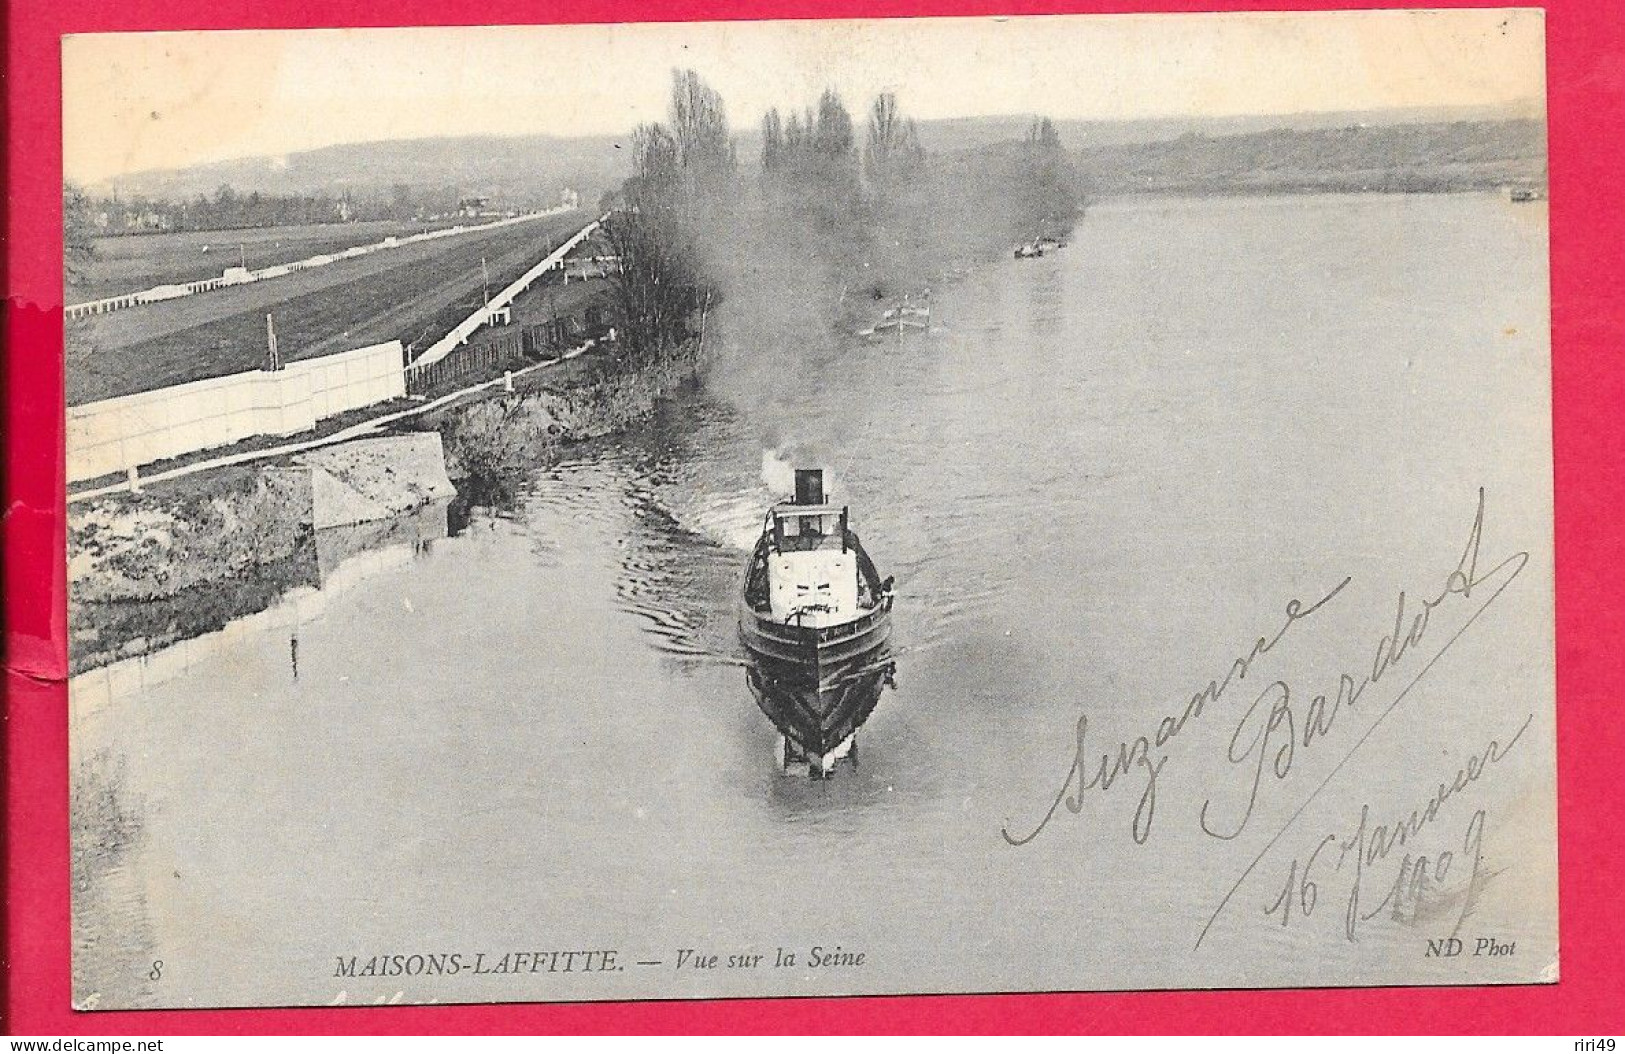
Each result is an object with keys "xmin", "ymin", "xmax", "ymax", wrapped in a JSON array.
[
  {"xmin": 1000, "ymin": 576, "xmax": 1351, "ymax": 846},
  {"xmin": 1260, "ymin": 713, "xmax": 1530, "ymax": 943},
  {"xmin": 1002, "ymin": 488, "xmax": 1532, "ymax": 951},
  {"xmin": 1190, "ymin": 487, "xmax": 1528, "ymax": 947}
]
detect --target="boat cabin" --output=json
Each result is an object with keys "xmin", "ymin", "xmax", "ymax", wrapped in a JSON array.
[
  {"xmin": 764, "ymin": 502, "xmax": 859, "ymax": 625},
  {"xmin": 742, "ymin": 470, "xmax": 882, "ymax": 629}
]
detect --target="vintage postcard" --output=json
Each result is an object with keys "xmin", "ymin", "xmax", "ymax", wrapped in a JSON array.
[{"xmin": 63, "ymin": 10, "xmax": 1555, "ymax": 1010}]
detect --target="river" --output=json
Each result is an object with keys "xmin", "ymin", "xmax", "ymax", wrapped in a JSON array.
[{"xmin": 71, "ymin": 191, "xmax": 1557, "ymax": 1008}]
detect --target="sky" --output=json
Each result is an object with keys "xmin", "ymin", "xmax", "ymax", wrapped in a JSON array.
[{"xmin": 63, "ymin": 9, "xmax": 1546, "ymax": 185}]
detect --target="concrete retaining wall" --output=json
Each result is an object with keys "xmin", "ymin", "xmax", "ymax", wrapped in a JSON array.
[{"xmin": 67, "ymin": 340, "xmax": 406, "ymax": 483}]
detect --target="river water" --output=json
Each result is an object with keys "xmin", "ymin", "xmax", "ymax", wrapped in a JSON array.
[{"xmin": 71, "ymin": 192, "xmax": 1557, "ymax": 1008}]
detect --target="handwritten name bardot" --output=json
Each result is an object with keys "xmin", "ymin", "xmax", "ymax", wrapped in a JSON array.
[{"xmin": 1001, "ymin": 488, "xmax": 1531, "ymax": 940}]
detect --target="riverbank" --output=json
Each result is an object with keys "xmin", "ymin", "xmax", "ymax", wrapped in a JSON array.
[{"xmin": 67, "ymin": 336, "xmax": 711, "ymax": 675}]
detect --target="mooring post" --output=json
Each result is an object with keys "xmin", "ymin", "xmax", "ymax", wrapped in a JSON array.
[
  {"xmin": 504, "ymin": 370, "xmax": 514, "ymax": 393},
  {"xmin": 127, "ymin": 464, "xmax": 142, "ymax": 494}
]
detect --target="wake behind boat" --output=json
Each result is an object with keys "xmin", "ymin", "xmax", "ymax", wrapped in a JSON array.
[{"xmin": 739, "ymin": 469, "xmax": 896, "ymax": 776}]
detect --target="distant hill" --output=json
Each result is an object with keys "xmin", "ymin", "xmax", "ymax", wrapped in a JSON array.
[
  {"xmin": 1074, "ymin": 117, "xmax": 1548, "ymax": 196},
  {"xmin": 90, "ymin": 103, "xmax": 1545, "ymax": 205},
  {"xmin": 911, "ymin": 102, "xmax": 1543, "ymax": 154},
  {"xmin": 94, "ymin": 133, "xmax": 632, "ymax": 210}
]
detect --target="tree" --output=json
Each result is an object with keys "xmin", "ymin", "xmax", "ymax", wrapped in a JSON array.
[
  {"xmin": 1020, "ymin": 116, "xmax": 1080, "ymax": 239},
  {"xmin": 761, "ymin": 108, "xmax": 785, "ymax": 173},
  {"xmin": 866, "ymin": 93, "xmax": 901, "ymax": 173},
  {"xmin": 63, "ymin": 183, "xmax": 97, "ymax": 291},
  {"xmin": 604, "ymin": 199, "xmax": 705, "ymax": 363},
  {"xmin": 390, "ymin": 182, "xmax": 414, "ymax": 219},
  {"xmin": 784, "ymin": 111, "xmax": 806, "ymax": 160},
  {"xmin": 603, "ymin": 72, "xmax": 732, "ymax": 363},
  {"xmin": 811, "ymin": 88, "xmax": 855, "ymax": 164},
  {"xmin": 865, "ymin": 92, "xmax": 925, "ymax": 189},
  {"xmin": 668, "ymin": 68, "xmax": 735, "ymax": 184},
  {"xmin": 630, "ymin": 121, "xmax": 680, "ymax": 203}
]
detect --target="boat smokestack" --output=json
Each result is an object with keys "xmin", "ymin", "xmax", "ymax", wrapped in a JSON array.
[{"xmin": 795, "ymin": 469, "xmax": 825, "ymax": 506}]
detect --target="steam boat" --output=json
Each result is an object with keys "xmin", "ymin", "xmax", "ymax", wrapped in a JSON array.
[{"xmin": 739, "ymin": 469, "xmax": 896, "ymax": 776}]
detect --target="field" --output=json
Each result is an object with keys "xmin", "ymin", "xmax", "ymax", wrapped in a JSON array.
[
  {"xmin": 77, "ymin": 219, "xmax": 475, "ymax": 303},
  {"xmin": 69, "ymin": 212, "xmax": 588, "ymax": 405}
]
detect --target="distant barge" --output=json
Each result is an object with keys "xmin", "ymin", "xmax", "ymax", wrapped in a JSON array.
[
  {"xmin": 739, "ymin": 469, "xmax": 895, "ymax": 776},
  {"xmin": 1014, "ymin": 236, "xmax": 1066, "ymax": 258},
  {"xmin": 858, "ymin": 294, "xmax": 930, "ymax": 340}
]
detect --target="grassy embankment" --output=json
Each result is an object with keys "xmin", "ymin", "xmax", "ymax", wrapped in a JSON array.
[
  {"xmin": 68, "ymin": 464, "xmax": 319, "ymax": 673},
  {"xmin": 428, "ymin": 335, "xmax": 711, "ymax": 502}
]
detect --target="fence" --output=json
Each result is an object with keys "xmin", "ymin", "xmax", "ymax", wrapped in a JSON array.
[
  {"xmin": 408, "ymin": 216, "xmax": 604, "ymax": 370},
  {"xmin": 65, "ymin": 276, "xmax": 234, "ymax": 319},
  {"xmin": 405, "ymin": 326, "xmax": 556, "ymax": 394},
  {"xmin": 65, "ymin": 205, "xmax": 579, "ymax": 322},
  {"xmin": 67, "ymin": 340, "xmax": 407, "ymax": 483}
]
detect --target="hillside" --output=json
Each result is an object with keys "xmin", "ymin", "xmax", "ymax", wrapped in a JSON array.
[
  {"xmin": 912, "ymin": 102, "xmax": 1543, "ymax": 155},
  {"xmin": 94, "ymin": 133, "xmax": 631, "ymax": 209},
  {"xmin": 1074, "ymin": 118, "xmax": 1548, "ymax": 196},
  {"xmin": 89, "ymin": 106, "xmax": 1546, "ymax": 208}
]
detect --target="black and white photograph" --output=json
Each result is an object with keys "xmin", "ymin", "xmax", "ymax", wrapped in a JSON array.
[{"xmin": 63, "ymin": 10, "xmax": 1556, "ymax": 1010}]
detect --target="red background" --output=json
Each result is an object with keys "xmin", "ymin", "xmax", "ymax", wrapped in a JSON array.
[{"xmin": 6, "ymin": 0, "xmax": 1622, "ymax": 1035}]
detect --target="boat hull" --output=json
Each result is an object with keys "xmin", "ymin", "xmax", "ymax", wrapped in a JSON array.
[
  {"xmin": 739, "ymin": 601, "xmax": 894, "ymax": 760},
  {"xmin": 744, "ymin": 644, "xmax": 895, "ymax": 761}
]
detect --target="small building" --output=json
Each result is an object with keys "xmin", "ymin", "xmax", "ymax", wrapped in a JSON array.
[{"xmin": 563, "ymin": 255, "xmax": 621, "ymax": 283}]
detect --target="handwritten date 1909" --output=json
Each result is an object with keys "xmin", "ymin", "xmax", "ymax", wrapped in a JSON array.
[
  {"xmin": 1263, "ymin": 712, "xmax": 1530, "ymax": 942},
  {"xmin": 1190, "ymin": 489, "xmax": 1533, "ymax": 951}
]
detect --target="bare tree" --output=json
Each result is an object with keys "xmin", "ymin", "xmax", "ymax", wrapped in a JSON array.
[
  {"xmin": 631, "ymin": 122, "xmax": 680, "ymax": 199},
  {"xmin": 669, "ymin": 68, "xmax": 736, "ymax": 184},
  {"xmin": 865, "ymin": 93, "xmax": 926, "ymax": 189},
  {"xmin": 761, "ymin": 108, "xmax": 785, "ymax": 173},
  {"xmin": 866, "ymin": 93, "xmax": 902, "ymax": 176},
  {"xmin": 603, "ymin": 72, "xmax": 733, "ymax": 363}
]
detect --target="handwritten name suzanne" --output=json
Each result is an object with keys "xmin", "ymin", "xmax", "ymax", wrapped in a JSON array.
[{"xmin": 1001, "ymin": 575, "xmax": 1351, "ymax": 847}]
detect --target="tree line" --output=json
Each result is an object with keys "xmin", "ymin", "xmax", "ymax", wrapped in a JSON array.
[
  {"xmin": 75, "ymin": 182, "xmax": 496, "ymax": 237},
  {"xmin": 604, "ymin": 69, "xmax": 1084, "ymax": 361}
]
